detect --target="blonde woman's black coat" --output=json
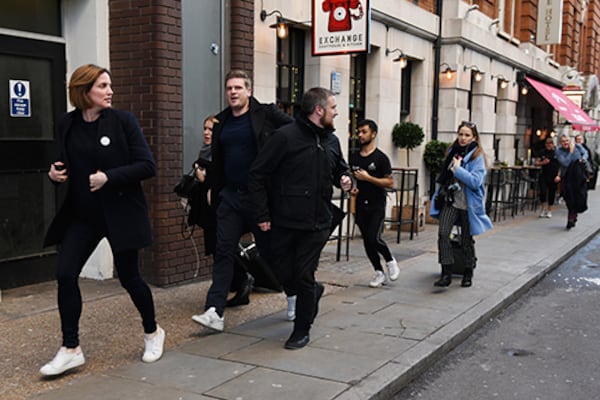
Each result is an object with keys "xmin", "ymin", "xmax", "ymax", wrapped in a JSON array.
[{"xmin": 44, "ymin": 108, "xmax": 156, "ymax": 252}]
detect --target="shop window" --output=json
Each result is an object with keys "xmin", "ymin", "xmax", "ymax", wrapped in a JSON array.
[
  {"xmin": 276, "ymin": 28, "xmax": 305, "ymax": 116},
  {"xmin": 349, "ymin": 53, "xmax": 366, "ymax": 153},
  {"xmin": 0, "ymin": 0, "xmax": 61, "ymax": 36}
]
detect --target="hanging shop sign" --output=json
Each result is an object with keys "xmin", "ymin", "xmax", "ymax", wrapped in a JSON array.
[
  {"xmin": 312, "ymin": 0, "xmax": 370, "ymax": 56},
  {"xmin": 536, "ymin": 0, "xmax": 563, "ymax": 45}
]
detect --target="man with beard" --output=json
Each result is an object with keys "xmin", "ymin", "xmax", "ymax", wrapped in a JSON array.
[
  {"xmin": 192, "ymin": 70, "xmax": 293, "ymax": 332},
  {"xmin": 248, "ymin": 87, "xmax": 352, "ymax": 349},
  {"xmin": 349, "ymin": 119, "xmax": 399, "ymax": 287}
]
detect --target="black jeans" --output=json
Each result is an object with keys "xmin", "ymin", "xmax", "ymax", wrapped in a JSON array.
[
  {"xmin": 56, "ymin": 219, "xmax": 156, "ymax": 348},
  {"xmin": 206, "ymin": 187, "xmax": 271, "ymax": 316},
  {"xmin": 355, "ymin": 203, "xmax": 393, "ymax": 272},
  {"xmin": 270, "ymin": 226, "xmax": 330, "ymax": 335}
]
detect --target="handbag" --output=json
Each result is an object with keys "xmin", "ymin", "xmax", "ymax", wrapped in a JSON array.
[{"xmin": 173, "ymin": 168, "xmax": 197, "ymax": 198}]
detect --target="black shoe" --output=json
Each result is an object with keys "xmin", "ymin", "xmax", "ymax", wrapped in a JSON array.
[
  {"xmin": 461, "ymin": 269, "xmax": 473, "ymax": 287},
  {"xmin": 312, "ymin": 282, "xmax": 325, "ymax": 321},
  {"xmin": 226, "ymin": 274, "xmax": 254, "ymax": 307},
  {"xmin": 434, "ymin": 274, "xmax": 452, "ymax": 287},
  {"xmin": 284, "ymin": 332, "xmax": 310, "ymax": 350},
  {"xmin": 566, "ymin": 221, "xmax": 575, "ymax": 229}
]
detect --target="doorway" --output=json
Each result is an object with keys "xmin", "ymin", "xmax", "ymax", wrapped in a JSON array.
[{"xmin": 0, "ymin": 34, "xmax": 66, "ymax": 289}]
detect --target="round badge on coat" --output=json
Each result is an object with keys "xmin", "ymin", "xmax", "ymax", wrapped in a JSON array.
[{"xmin": 100, "ymin": 136, "xmax": 111, "ymax": 146}]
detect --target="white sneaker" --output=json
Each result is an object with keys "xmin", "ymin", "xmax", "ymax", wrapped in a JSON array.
[
  {"xmin": 539, "ymin": 209, "xmax": 547, "ymax": 218},
  {"xmin": 192, "ymin": 307, "xmax": 224, "ymax": 331},
  {"xmin": 286, "ymin": 295, "xmax": 296, "ymax": 321},
  {"xmin": 545, "ymin": 211, "xmax": 552, "ymax": 218},
  {"xmin": 387, "ymin": 258, "xmax": 400, "ymax": 281},
  {"xmin": 142, "ymin": 326, "xmax": 165, "ymax": 363},
  {"xmin": 369, "ymin": 270, "xmax": 386, "ymax": 288},
  {"xmin": 40, "ymin": 347, "xmax": 85, "ymax": 376}
]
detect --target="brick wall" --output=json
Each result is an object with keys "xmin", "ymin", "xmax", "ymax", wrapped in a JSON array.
[
  {"xmin": 109, "ymin": 0, "xmax": 211, "ymax": 286},
  {"xmin": 230, "ymin": 0, "xmax": 255, "ymax": 75}
]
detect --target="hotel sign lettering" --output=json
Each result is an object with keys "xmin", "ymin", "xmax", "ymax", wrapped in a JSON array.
[{"xmin": 536, "ymin": 0, "xmax": 563, "ymax": 45}]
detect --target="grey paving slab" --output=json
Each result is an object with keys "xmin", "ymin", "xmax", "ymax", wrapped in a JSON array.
[
  {"xmin": 309, "ymin": 328, "xmax": 417, "ymax": 358},
  {"xmin": 29, "ymin": 374, "xmax": 211, "ymax": 400},
  {"xmin": 177, "ymin": 332, "xmax": 262, "ymax": 358},
  {"xmin": 205, "ymin": 367, "xmax": 349, "ymax": 400},
  {"xmin": 221, "ymin": 338, "xmax": 388, "ymax": 383},
  {"xmin": 108, "ymin": 351, "xmax": 255, "ymax": 395}
]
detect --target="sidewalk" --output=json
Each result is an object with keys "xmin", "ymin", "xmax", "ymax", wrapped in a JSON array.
[{"xmin": 10, "ymin": 191, "xmax": 600, "ymax": 400}]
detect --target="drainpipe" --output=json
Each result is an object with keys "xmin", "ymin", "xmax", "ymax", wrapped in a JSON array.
[{"xmin": 431, "ymin": 0, "xmax": 443, "ymax": 141}]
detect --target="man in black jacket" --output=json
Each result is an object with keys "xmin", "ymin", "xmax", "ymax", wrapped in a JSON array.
[
  {"xmin": 248, "ymin": 87, "xmax": 352, "ymax": 349},
  {"xmin": 192, "ymin": 70, "xmax": 293, "ymax": 331}
]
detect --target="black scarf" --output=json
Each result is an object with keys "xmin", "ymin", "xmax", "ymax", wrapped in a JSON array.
[{"xmin": 436, "ymin": 141, "xmax": 478, "ymax": 185}]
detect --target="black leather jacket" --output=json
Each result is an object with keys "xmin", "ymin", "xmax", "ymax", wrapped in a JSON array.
[{"xmin": 248, "ymin": 114, "xmax": 349, "ymax": 231}]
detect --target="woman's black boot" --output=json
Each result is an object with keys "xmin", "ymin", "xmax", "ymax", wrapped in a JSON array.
[
  {"xmin": 434, "ymin": 265, "xmax": 452, "ymax": 287},
  {"xmin": 461, "ymin": 268, "xmax": 473, "ymax": 287}
]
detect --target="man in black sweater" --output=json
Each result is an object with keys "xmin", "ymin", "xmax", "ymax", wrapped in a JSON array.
[{"xmin": 192, "ymin": 70, "xmax": 293, "ymax": 332}]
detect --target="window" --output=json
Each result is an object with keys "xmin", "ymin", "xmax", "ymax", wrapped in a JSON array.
[
  {"xmin": 497, "ymin": 0, "xmax": 521, "ymax": 43},
  {"xmin": 0, "ymin": 0, "xmax": 61, "ymax": 36},
  {"xmin": 276, "ymin": 28, "xmax": 305, "ymax": 116},
  {"xmin": 349, "ymin": 53, "xmax": 366, "ymax": 153},
  {"xmin": 400, "ymin": 61, "xmax": 412, "ymax": 121}
]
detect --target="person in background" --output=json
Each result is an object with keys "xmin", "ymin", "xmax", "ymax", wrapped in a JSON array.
[
  {"xmin": 555, "ymin": 133, "xmax": 589, "ymax": 229},
  {"xmin": 188, "ymin": 115, "xmax": 218, "ymax": 257},
  {"xmin": 41, "ymin": 64, "xmax": 164, "ymax": 376},
  {"xmin": 191, "ymin": 70, "xmax": 294, "ymax": 332},
  {"xmin": 429, "ymin": 121, "xmax": 493, "ymax": 288},
  {"xmin": 534, "ymin": 138, "xmax": 560, "ymax": 218},
  {"xmin": 575, "ymin": 133, "xmax": 597, "ymax": 190},
  {"xmin": 248, "ymin": 87, "xmax": 352, "ymax": 349},
  {"xmin": 349, "ymin": 119, "xmax": 400, "ymax": 288}
]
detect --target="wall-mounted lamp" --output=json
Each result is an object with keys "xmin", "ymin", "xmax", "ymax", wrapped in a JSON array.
[
  {"xmin": 386, "ymin": 48, "xmax": 408, "ymax": 69},
  {"xmin": 440, "ymin": 63, "xmax": 455, "ymax": 80},
  {"xmin": 489, "ymin": 18, "xmax": 500, "ymax": 30},
  {"xmin": 520, "ymin": 84, "xmax": 529, "ymax": 95},
  {"xmin": 260, "ymin": 8, "xmax": 288, "ymax": 39},
  {"xmin": 464, "ymin": 65, "xmax": 484, "ymax": 82},
  {"xmin": 464, "ymin": 4, "xmax": 479, "ymax": 18},
  {"xmin": 491, "ymin": 74, "xmax": 509, "ymax": 89}
]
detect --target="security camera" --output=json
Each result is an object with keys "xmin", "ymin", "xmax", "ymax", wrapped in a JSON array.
[{"xmin": 210, "ymin": 43, "xmax": 219, "ymax": 55}]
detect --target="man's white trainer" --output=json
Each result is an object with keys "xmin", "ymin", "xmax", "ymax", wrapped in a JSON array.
[
  {"xmin": 369, "ymin": 270, "xmax": 386, "ymax": 287},
  {"xmin": 192, "ymin": 307, "xmax": 224, "ymax": 331},
  {"xmin": 387, "ymin": 258, "xmax": 400, "ymax": 281}
]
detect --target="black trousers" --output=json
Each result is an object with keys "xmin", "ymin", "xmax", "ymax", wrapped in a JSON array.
[
  {"xmin": 270, "ymin": 226, "xmax": 330, "ymax": 335},
  {"xmin": 355, "ymin": 203, "xmax": 393, "ymax": 272},
  {"xmin": 206, "ymin": 187, "xmax": 271, "ymax": 316},
  {"xmin": 437, "ymin": 205, "xmax": 475, "ymax": 269},
  {"xmin": 539, "ymin": 177, "xmax": 557, "ymax": 206},
  {"xmin": 56, "ymin": 218, "xmax": 156, "ymax": 348}
]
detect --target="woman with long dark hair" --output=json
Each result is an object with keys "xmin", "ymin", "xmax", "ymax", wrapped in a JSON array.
[{"xmin": 429, "ymin": 121, "xmax": 493, "ymax": 287}]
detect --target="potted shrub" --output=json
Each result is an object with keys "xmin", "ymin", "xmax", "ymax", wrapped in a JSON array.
[{"xmin": 392, "ymin": 122, "xmax": 424, "ymax": 166}]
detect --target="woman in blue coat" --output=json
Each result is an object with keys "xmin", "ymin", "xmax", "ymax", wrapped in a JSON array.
[
  {"xmin": 40, "ymin": 64, "xmax": 164, "ymax": 376},
  {"xmin": 430, "ymin": 121, "xmax": 493, "ymax": 287}
]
